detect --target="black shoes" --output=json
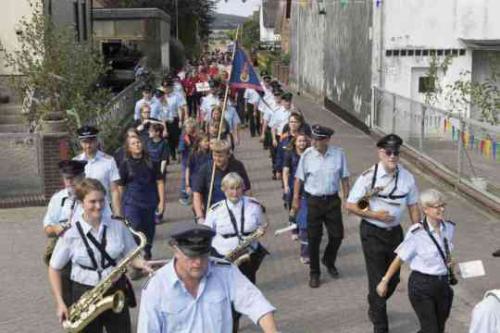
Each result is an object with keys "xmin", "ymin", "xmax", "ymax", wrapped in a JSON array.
[
  {"xmin": 322, "ymin": 258, "xmax": 339, "ymax": 278},
  {"xmin": 309, "ymin": 275, "xmax": 320, "ymax": 288},
  {"xmin": 493, "ymin": 249, "xmax": 500, "ymax": 257}
]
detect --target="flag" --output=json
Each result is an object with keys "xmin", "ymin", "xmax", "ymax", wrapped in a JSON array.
[{"xmin": 229, "ymin": 45, "xmax": 263, "ymax": 91}]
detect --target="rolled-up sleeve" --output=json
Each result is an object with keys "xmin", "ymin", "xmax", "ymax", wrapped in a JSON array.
[
  {"xmin": 395, "ymin": 235, "xmax": 416, "ymax": 263},
  {"xmin": 340, "ymin": 151, "xmax": 350, "ymax": 178},
  {"xmin": 230, "ymin": 265, "xmax": 275, "ymax": 324},
  {"xmin": 346, "ymin": 176, "xmax": 367, "ymax": 204},
  {"xmin": 43, "ymin": 195, "xmax": 60, "ymax": 227}
]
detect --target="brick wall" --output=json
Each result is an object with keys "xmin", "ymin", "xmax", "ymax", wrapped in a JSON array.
[{"xmin": 40, "ymin": 132, "xmax": 70, "ymax": 199}]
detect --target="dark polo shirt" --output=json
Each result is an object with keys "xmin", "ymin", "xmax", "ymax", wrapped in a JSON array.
[{"xmin": 192, "ymin": 156, "xmax": 251, "ymax": 210}]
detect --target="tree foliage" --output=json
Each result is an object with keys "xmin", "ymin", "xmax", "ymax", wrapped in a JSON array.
[
  {"xmin": 241, "ymin": 15, "xmax": 260, "ymax": 51},
  {"xmin": 0, "ymin": 1, "xmax": 110, "ymax": 131}
]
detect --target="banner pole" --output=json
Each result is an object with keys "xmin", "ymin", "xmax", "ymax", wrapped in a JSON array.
[{"xmin": 205, "ymin": 25, "xmax": 240, "ymax": 215}]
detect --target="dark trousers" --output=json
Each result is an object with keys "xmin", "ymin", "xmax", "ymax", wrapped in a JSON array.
[
  {"xmin": 306, "ymin": 194, "xmax": 344, "ymax": 276},
  {"xmin": 71, "ymin": 280, "xmax": 131, "ymax": 333},
  {"xmin": 360, "ymin": 220, "xmax": 403, "ymax": 333},
  {"xmin": 166, "ymin": 118, "xmax": 180, "ymax": 160},
  {"xmin": 232, "ymin": 251, "xmax": 264, "ymax": 333},
  {"xmin": 123, "ymin": 204, "xmax": 156, "ymax": 257},
  {"xmin": 187, "ymin": 95, "xmax": 197, "ymax": 118},
  {"xmin": 409, "ymin": 271, "xmax": 454, "ymax": 333},
  {"xmin": 61, "ymin": 263, "xmax": 73, "ymax": 306},
  {"xmin": 263, "ymin": 126, "xmax": 272, "ymax": 150},
  {"xmin": 247, "ymin": 104, "xmax": 261, "ymax": 137}
]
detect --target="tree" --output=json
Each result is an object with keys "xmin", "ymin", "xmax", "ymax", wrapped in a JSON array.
[
  {"xmin": 241, "ymin": 16, "xmax": 259, "ymax": 51},
  {"xmin": 0, "ymin": 1, "xmax": 109, "ymax": 131}
]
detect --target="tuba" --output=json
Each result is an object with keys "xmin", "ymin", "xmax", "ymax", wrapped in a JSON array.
[{"xmin": 62, "ymin": 217, "xmax": 146, "ymax": 333}]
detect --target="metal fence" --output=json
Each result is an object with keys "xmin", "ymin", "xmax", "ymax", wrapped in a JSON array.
[
  {"xmin": 72, "ymin": 79, "xmax": 143, "ymax": 154},
  {"xmin": 373, "ymin": 87, "xmax": 500, "ymax": 201},
  {"xmin": 0, "ymin": 132, "xmax": 43, "ymax": 199}
]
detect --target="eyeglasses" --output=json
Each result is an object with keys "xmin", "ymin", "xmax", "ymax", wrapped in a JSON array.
[
  {"xmin": 428, "ymin": 203, "xmax": 447, "ymax": 209},
  {"xmin": 384, "ymin": 149, "xmax": 400, "ymax": 157}
]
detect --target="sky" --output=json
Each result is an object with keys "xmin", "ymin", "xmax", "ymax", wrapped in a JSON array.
[{"xmin": 215, "ymin": 0, "xmax": 261, "ymax": 17}]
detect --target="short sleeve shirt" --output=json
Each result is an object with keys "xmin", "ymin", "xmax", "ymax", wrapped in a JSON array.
[
  {"xmin": 43, "ymin": 188, "xmax": 77, "ymax": 227},
  {"xmin": 49, "ymin": 215, "xmax": 137, "ymax": 286},
  {"xmin": 295, "ymin": 146, "xmax": 350, "ymax": 195},
  {"xmin": 396, "ymin": 220, "xmax": 455, "ymax": 275},
  {"xmin": 203, "ymin": 197, "xmax": 264, "ymax": 256},
  {"xmin": 347, "ymin": 162, "xmax": 419, "ymax": 228},
  {"xmin": 74, "ymin": 150, "xmax": 120, "ymax": 194},
  {"xmin": 137, "ymin": 259, "xmax": 275, "ymax": 333}
]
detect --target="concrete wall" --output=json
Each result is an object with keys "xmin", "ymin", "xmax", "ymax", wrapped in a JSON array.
[
  {"xmin": 0, "ymin": 0, "xmax": 34, "ymax": 75},
  {"xmin": 289, "ymin": 2, "xmax": 325, "ymax": 99},
  {"xmin": 379, "ymin": 0, "xmax": 500, "ymax": 113},
  {"xmin": 324, "ymin": 1, "xmax": 373, "ymax": 125}
]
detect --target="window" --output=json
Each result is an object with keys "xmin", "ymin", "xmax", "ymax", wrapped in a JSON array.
[{"xmin": 418, "ymin": 76, "xmax": 436, "ymax": 93}]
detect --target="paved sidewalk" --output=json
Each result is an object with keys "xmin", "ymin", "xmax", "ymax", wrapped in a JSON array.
[{"xmin": 0, "ymin": 93, "xmax": 498, "ymax": 332}]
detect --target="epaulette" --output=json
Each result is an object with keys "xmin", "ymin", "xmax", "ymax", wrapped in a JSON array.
[
  {"xmin": 410, "ymin": 223, "xmax": 423, "ymax": 234},
  {"xmin": 210, "ymin": 256, "xmax": 231, "ymax": 266},
  {"xmin": 247, "ymin": 197, "xmax": 266, "ymax": 213},
  {"xmin": 361, "ymin": 165, "xmax": 375, "ymax": 177},
  {"xmin": 208, "ymin": 201, "xmax": 224, "ymax": 212}
]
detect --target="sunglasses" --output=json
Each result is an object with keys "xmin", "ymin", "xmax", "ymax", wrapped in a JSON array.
[{"xmin": 384, "ymin": 149, "xmax": 400, "ymax": 157}]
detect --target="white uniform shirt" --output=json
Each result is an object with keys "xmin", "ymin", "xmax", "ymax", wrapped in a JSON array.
[
  {"xmin": 200, "ymin": 94, "xmax": 220, "ymax": 122},
  {"xmin": 49, "ymin": 215, "xmax": 137, "ymax": 286},
  {"xmin": 134, "ymin": 98, "xmax": 160, "ymax": 120},
  {"xmin": 347, "ymin": 162, "xmax": 419, "ymax": 228},
  {"xmin": 158, "ymin": 93, "xmax": 186, "ymax": 122},
  {"xmin": 470, "ymin": 290, "xmax": 500, "ymax": 333},
  {"xmin": 137, "ymin": 259, "xmax": 275, "ymax": 333},
  {"xmin": 295, "ymin": 146, "xmax": 350, "ymax": 196},
  {"xmin": 73, "ymin": 150, "xmax": 120, "ymax": 194},
  {"xmin": 396, "ymin": 220, "xmax": 455, "ymax": 276},
  {"xmin": 43, "ymin": 188, "xmax": 77, "ymax": 227},
  {"xmin": 203, "ymin": 197, "xmax": 264, "ymax": 256},
  {"xmin": 268, "ymin": 106, "xmax": 291, "ymax": 135},
  {"xmin": 244, "ymin": 88, "xmax": 260, "ymax": 106},
  {"xmin": 258, "ymin": 88, "xmax": 275, "ymax": 123}
]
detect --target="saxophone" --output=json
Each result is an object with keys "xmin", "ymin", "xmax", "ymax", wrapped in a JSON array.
[
  {"xmin": 62, "ymin": 217, "xmax": 146, "ymax": 333},
  {"xmin": 224, "ymin": 221, "xmax": 268, "ymax": 266}
]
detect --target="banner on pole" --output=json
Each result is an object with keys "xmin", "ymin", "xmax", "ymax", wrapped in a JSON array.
[{"xmin": 229, "ymin": 45, "xmax": 263, "ymax": 91}]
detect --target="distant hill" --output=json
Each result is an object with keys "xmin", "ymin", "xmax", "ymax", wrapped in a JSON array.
[{"xmin": 211, "ymin": 13, "xmax": 249, "ymax": 30}]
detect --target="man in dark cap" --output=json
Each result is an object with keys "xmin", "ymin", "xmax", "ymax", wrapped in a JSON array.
[
  {"xmin": 137, "ymin": 223, "xmax": 279, "ymax": 333},
  {"xmin": 74, "ymin": 125, "xmax": 122, "ymax": 216},
  {"xmin": 346, "ymin": 133, "xmax": 420, "ymax": 333},
  {"xmin": 292, "ymin": 124, "xmax": 350, "ymax": 288},
  {"xmin": 134, "ymin": 85, "xmax": 160, "ymax": 121},
  {"xmin": 42, "ymin": 159, "xmax": 87, "ymax": 304},
  {"xmin": 43, "ymin": 160, "xmax": 87, "ymax": 236}
]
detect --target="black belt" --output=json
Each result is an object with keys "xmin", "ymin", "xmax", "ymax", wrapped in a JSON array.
[
  {"xmin": 412, "ymin": 270, "xmax": 449, "ymax": 283},
  {"xmin": 221, "ymin": 232, "xmax": 253, "ymax": 239},
  {"xmin": 305, "ymin": 192, "xmax": 339, "ymax": 200},
  {"xmin": 361, "ymin": 219, "xmax": 400, "ymax": 232}
]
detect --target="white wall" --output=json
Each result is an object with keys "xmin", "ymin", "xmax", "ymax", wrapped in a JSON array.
[
  {"xmin": 0, "ymin": 0, "xmax": 35, "ymax": 75},
  {"xmin": 378, "ymin": 0, "xmax": 500, "ymax": 114},
  {"xmin": 259, "ymin": 5, "xmax": 275, "ymax": 42}
]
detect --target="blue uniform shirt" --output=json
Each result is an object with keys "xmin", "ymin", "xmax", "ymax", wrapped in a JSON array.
[
  {"xmin": 43, "ymin": 188, "xmax": 77, "ymax": 227},
  {"xmin": 295, "ymin": 145, "xmax": 350, "ymax": 196},
  {"xmin": 347, "ymin": 162, "xmax": 419, "ymax": 228},
  {"xmin": 73, "ymin": 150, "xmax": 120, "ymax": 194},
  {"xmin": 396, "ymin": 220, "xmax": 455, "ymax": 276},
  {"xmin": 134, "ymin": 98, "xmax": 161, "ymax": 120},
  {"xmin": 137, "ymin": 259, "xmax": 275, "ymax": 333}
]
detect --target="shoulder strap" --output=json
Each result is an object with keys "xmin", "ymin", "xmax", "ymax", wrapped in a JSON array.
[
  {"xmin": 86, "ymin": 226, "xmax": 116, "ymax": 269},
  {"xmin": 75, "ymin": 222, "xmax": 99, "ymax": 271},
  {"xmin": 422, "ymin": 218, "xmax": 449, "ymax": 268},
  {"xmin": 370, "ymin": 163, "xmax": 378, "ymax": 190},
  {"xmin": 225, "ymin": 199, "xmax": 246, "ymax": 240}
]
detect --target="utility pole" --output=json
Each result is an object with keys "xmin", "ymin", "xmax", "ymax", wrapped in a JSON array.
[{"xmin": 175, "ymin": 0, "xmax": 179, "ymax": 40}]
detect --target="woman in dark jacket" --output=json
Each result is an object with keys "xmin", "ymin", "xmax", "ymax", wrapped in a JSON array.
[{"xmin": 118, "ymin": 136, "xmax": 165, "ymax": 259}]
